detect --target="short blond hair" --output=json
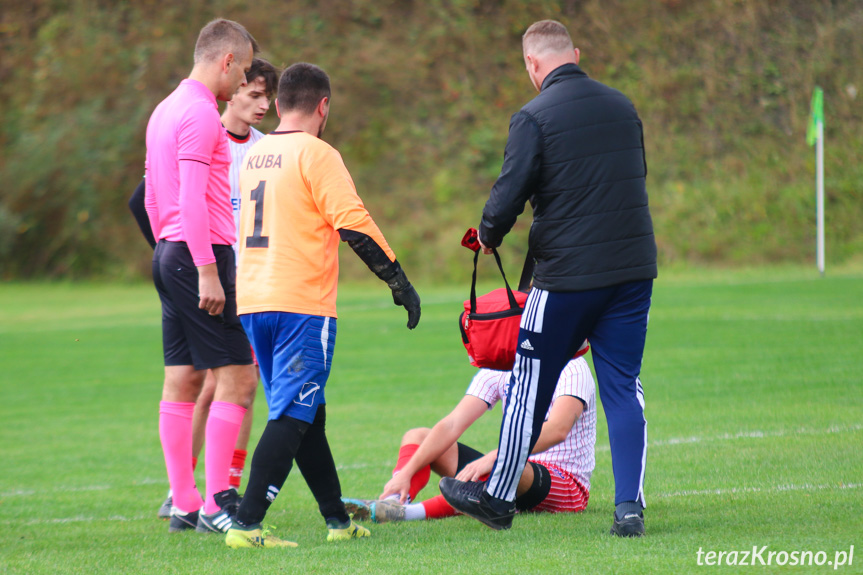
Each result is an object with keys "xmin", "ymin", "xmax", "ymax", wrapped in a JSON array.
[
  {"xmin": 194, "ymin": 18, "xmax": 259, "ymax": 64},
  {"xmin": 522, "ymin": 20, "xmax": 574, "ymax": 56}
]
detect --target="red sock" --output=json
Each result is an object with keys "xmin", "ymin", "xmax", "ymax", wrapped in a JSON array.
[
  {"xmin": 393, "ymin": 444, "xmax": 431, "ymax": 501},
  {"xmin": 421, "ymin": 495, "xmax": 457, "ymax": 519},
  {"xmin": 229, "ymin": 449, "xmax": 247, "ymax": 489}
]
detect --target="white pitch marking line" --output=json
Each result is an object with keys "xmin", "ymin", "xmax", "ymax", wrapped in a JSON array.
[
  {"xmin": 0, "ymin": 485, "xmax": 112, "ymax": 497},
  {"xmin": 9, "ymin": 482, "xmax": 860, "ymax": 526},
  {"xmin": 2, "ymin": 425, "xmax": 858, "ymax": 499},
  {"xmin": 595, "ymin": 423, "xmax": 862, "ymax": 453},
  {"xmin": 657, "ymin": 482, "xmax": 863, "ymax": 499},
  {"xmin": 27, "ymin": 515, "xmax": 149, "ymax": 525}
]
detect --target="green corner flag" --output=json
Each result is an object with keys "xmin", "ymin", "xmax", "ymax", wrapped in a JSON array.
[{"xmin": 806, "ymin": 86, "xmax": 824, "ymax": 147}]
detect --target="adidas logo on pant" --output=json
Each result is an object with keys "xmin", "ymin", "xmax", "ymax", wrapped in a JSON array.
[
  {"xmin": 520, "ymin": 339, "xmax": 534, "ymax": 351},
  {"xmin": 266, "ymin": 485, "xmax": 279, "ymax": 502}
]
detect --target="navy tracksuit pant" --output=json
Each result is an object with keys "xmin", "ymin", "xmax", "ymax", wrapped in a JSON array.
[{"xmin": 486, "ymin": 279, "xmax": 652, "ymax": 507}]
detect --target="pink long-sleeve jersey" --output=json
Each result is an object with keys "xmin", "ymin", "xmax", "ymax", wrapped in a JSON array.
[{"xmin": 145, "ymin": 79, "xmax": 235, "ymax": 266}]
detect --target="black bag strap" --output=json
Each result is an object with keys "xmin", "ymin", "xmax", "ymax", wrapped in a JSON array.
[
  {"xmin": 517, "ymin": 247, "xmax": 534, "ymax": 292},
  {"xmin": 469, "ymin": 247, "xmax": 520, "ymax": 314}
]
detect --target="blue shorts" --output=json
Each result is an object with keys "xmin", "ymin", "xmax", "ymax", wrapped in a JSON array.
[{"xmin": 240, "ymin": 311, "xmax": 335, "ymax": 423}]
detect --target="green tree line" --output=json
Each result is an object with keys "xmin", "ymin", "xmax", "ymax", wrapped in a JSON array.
[{"xmin": 1, "ymin": 0, "xmax": 860, "ymax": 281}]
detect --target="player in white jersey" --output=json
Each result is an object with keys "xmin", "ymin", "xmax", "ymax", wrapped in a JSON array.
[
  {"xmin": 131, "ymin": 58, "xmax": 282, "ymax": 523},
  {"xmin": 225, "ymin": 106, "xmax": 264, "ymax": 261},
  {"xmin": 343, "ymin": 353, "xmax": 596, "ymax": 523}
]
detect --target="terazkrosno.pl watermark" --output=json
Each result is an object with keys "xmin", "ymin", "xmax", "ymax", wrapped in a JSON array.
[{"xmin": 696, "ymin": 546, "xmax": 854, "ymax": 569}]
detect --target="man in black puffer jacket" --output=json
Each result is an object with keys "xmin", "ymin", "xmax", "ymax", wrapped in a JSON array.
[{"xmin": 440, "ymin": 20, "xmax": 656, "ymax": 538}]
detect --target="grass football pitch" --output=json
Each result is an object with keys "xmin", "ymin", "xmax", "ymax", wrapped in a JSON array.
[{"xmin": 1, "ymin": 267, "xmax": 861, "ymax": 574}]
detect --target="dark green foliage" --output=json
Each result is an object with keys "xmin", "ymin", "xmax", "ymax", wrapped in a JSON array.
[{"xmin": 1, "ymin": 0, "xmax": 861, "ymax": 279}]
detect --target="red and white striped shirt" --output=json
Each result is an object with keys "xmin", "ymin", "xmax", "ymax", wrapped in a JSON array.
[{"xmin": 465, "ymin": 358, "xmax": 596, "ymax": 491}]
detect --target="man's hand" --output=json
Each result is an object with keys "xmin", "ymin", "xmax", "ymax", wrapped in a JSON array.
[
  {"xmin": 380, "ymin": 472, "xmax": 412, "ymax": 504},
  {"xmin": 478, "ymin": 235, "xmax": 493, "ymax": 255},
  {"xmin": 392, "ymin": 283, "xmax": 421, "ymax": 329},
  {"xmin": 455, "ymin": 450, "xmax": 497, "ymax": 482},
  {"xmin": 197, "ymin": 263, "xmax": 225, "ymax": 316}
]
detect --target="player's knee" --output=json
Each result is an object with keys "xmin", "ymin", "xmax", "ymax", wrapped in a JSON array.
[
  {"xmin": 197, "ymin": 372, "xmax": 217, "ymax": 404},
  {"xmin": 163, "ymin": 366, "xmax": 206, "ymax": 401},
  {"xmin": 237, "ymin": 378, "xmax": 257, "ymax": 408},
  {"xmin": 402, "ymin": 427, "xmax": 430, "ymax": 444},
  {"xmin": 211, "ymin": 365, "xmax": 257, "ymax": 407},
  {"xmin": 239, "ymin": 367, "xmax": 258, "ymax": 394}
]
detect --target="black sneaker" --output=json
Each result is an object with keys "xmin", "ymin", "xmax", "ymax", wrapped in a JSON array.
[
  {"xmin": 157, "ymin": 493, "xmax": 172, "ymax": 520},
  {"xmin": 439, "ymin": 477, "xmax": 515, "ymax": 530},
  {"xmin": 218, "ymin": 488, "xmax": 242, "ymax": 515},
  {"xmin": 196, "ymin": 489, "xmax": 240, "ymax": 533},
  {"xmin": 168, "ymin": 507, "xmax": 199, "ymax": 532},
  {"xmin": 610, "ymin": 511, "xmax": 645, "ymax": 537}
]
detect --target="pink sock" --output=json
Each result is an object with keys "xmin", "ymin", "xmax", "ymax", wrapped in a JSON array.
[
  {"xmin": 203, "ymin": 401, "xmax": 247, "ymax": 514},
  {"xmin": 159, "ymin": 401, "xmax": 202, "ymax": 513}
]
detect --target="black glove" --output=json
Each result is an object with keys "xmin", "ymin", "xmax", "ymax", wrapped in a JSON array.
[
  {"xmin": 338, "ymin": 228, "xmax": 421, "ymax": 329},
  {"xmin": 392, "ymin": 283, "xmax": 421, "ymax": 329},
  {"xmin": 386, "ymin": 263, "xmax": 421, "ymax": 329}
]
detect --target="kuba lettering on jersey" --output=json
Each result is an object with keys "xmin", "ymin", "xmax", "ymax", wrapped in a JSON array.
[{"xmin": 245, "ymin": 154, "xmax": 283, "ymax": 170}]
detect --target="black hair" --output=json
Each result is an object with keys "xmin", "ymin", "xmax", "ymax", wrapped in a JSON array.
[
  {"xmin": 276, "ymin": 63, "xmax": 331, "ymax": 114},
  {"xmin": 246, "ymin": 58, "xmax": 280, "ymax": 99}
]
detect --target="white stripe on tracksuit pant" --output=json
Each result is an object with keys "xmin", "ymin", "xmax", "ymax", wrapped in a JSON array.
[{"xmin": 486, "ymin": 282, "xmax": 652, "ymax": 508}]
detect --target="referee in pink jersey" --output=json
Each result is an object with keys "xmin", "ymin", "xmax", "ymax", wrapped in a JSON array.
[{"xmin": 144, "ymin": 19, "xmax": 259, "ymax": 534}]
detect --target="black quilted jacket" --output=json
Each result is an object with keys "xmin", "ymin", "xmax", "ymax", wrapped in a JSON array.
[{"xmin": 479, "ymin": 63, "xmax": 657, "ymax": 292}]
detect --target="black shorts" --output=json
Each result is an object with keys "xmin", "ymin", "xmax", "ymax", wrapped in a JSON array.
[
  {"xmin": 514, "ymin": 461, "xmax": 551, "ymax": 511},
  {"xmin": 152, "ymin": 240, "xmax": 252, "ymax": 370},
  {"xmin": 457, "ymin": 442, "xmax": 550, "ymax": 512},
  {"xmin": 455, "ymin": 443, "xmax": 484, "ymax": 473}
]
